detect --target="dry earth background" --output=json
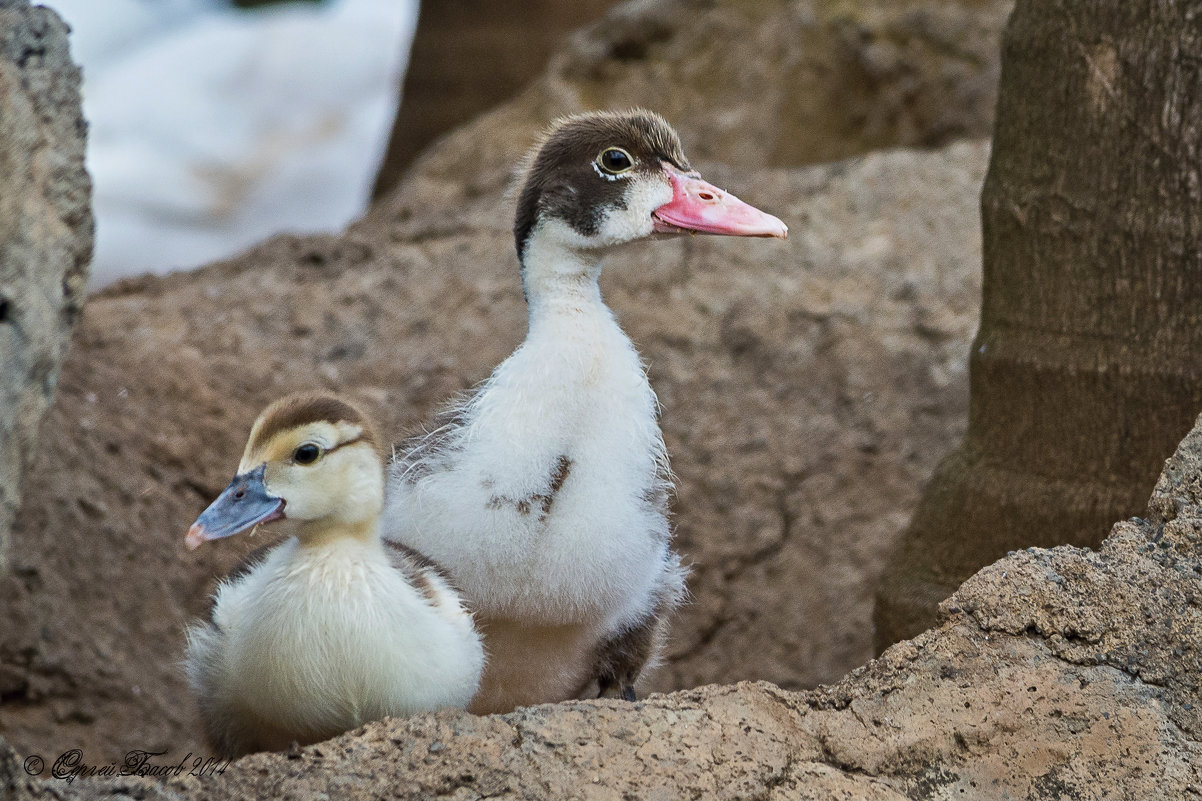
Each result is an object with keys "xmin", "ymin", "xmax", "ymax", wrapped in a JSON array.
[{"xmin": 4, "ymin": 0, "xmax": 1200, "ymax": 798}]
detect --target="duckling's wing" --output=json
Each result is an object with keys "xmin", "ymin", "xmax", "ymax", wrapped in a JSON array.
[
  {"xmin": 382, "ymin": 540, "xmax": 475, "ymax": 623},
  {"xmin": 382, "ymin": 539, "xmax": 456, "ymax": 588}
]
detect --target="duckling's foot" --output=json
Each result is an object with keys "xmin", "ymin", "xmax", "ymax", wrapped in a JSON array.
[
  {"xmin": 595, "ymin": 675, "xmax": 638, "ymax": 702},
  {"xmin": 590, "ymin": 612, "xmax": 663, "ymax": 703}
]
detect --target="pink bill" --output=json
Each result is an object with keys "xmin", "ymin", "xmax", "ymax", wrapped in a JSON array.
[{"xmin": 652, "ymin": 165, "xmax": 787, "ymax": 239}]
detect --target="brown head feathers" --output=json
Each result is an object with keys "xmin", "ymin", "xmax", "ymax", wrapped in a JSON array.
[
  {"xmin": 249, "ymin": 393, "xmax": 378, "ymax": 456},
  {"xmin": 513, "ymin": 109, "xmax": 690, "ymax": 259}
]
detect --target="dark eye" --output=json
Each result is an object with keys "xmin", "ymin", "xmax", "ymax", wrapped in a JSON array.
[
  {"xmin": 597, "ymin": 147, "xmax": 634, "ymax": 175},
  {"xmin": 293, "ymin": 443, "xmax": 321, "ymax": 465}
]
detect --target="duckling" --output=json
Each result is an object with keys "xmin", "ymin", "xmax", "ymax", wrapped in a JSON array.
[
  {"xmin": 382, "ymin": 109, "xmax": 786, "ymax": 713},
  {"xmin": 184, "ymin": 393, "xmax": 484, "ymax": 759}
]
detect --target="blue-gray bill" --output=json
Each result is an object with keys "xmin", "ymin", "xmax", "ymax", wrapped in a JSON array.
[{"xmin": 185, "ymin": 463, "xmax": 285, "ymax": 550}]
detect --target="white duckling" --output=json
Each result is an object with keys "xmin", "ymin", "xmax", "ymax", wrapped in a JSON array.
[
  {"xmin": 184, "ymin": 393, "xmax": 484, "ymax": 759},
  {"xmin": 382, "ymin": 109, "xmax": 787, "ymax": 713}
]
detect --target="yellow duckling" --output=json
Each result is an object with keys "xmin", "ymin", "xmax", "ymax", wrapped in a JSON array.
[{"xmin": 184, "ymin": 393, "xmax": 484, "ymax": 759}]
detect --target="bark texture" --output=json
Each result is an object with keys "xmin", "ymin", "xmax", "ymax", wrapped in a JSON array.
[
  {"xmin": 875, "ymin": 0, "xmax": 1202, "ymax": 648},
  {"xmin": 0, "ymin": 0, "xmax": 92, "ymax": 572}
]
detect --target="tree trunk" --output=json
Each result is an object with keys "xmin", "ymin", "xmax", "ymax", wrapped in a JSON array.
[{"xmin": 875, "ymin": 0, "xmax": 1202, "ymax": 649}]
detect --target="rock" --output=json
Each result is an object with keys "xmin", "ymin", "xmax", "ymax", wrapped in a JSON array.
[
  {"xmin": 16, "ymin": 409, "xmax": 1202, "ymax": 799},
  {"xmin": 385, "ymin": 0, "xmax": 1011, "ymax": 193},
  {"xmin": 0, "ymin": 135, "xmax": 986, "ymax": 762},
  {"xmin": 0, "ymin": 0, "xmax": 92, "ymax": 572},
  {"xmin": 15, "ymin": 402, "xmax": 1202, "ymax": 801}
]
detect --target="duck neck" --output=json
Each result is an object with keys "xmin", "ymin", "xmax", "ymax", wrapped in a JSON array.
[
  {"xmin": 295, "ymin": 517, "xmax": 380, "ymax": 551},
  {"xmin": 520, "ymin": 235, "xmax": 606, "ymax": 320}
]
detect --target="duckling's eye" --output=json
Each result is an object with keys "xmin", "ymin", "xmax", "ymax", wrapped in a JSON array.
[
  {"xmin": 293, "ymin": 443, "xmax": 321, "ymax": 465},
  {"xmin": 596, "ymin": 147, "xmax": 634, "ymax": 175}
]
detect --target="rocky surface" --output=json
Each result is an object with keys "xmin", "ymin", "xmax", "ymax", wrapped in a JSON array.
[
  {"xmin": 11, "ymin": 412, "xmax": 1202, "ymax": 799},
  {"xmin": 0, "ymin": 0, "xmax": 92, "ymax": 572},
  {"xmin": 391, "ymin": 0, "xmax": 1011, "ymax": 186},
  {"xmin": 375, "ymin": 0, "xmax": 1014, "ymax": 197}
]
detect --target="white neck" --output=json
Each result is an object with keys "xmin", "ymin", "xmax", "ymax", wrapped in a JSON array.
[{"xmin": 520, "ymin": 227, "xmax": 606, "ymax": 316}]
